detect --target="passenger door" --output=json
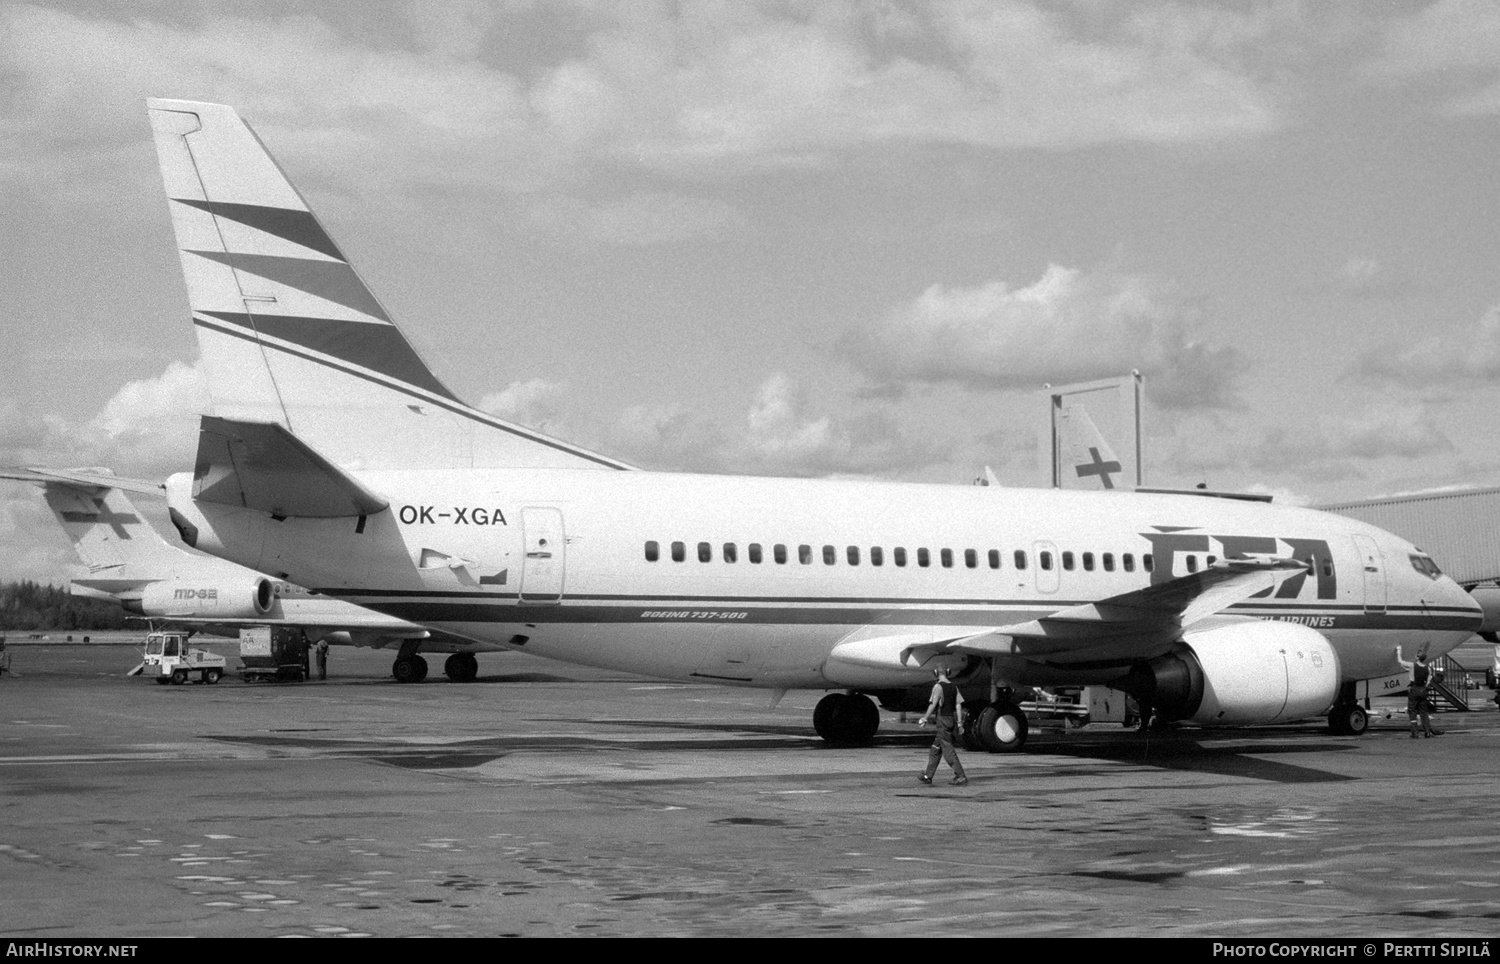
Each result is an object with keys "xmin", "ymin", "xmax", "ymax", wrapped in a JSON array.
[
  {"xmin": 520, "ymin": 507, "xmax": 565, "ymax": 603},
  {"xmin": 1352, "ymin": 534, "xmax": 1386, "ymax": 614}
]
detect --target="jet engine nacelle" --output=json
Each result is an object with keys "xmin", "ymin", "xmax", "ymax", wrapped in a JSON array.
[
  {"xmin": 1122, "ymin": 620, "xmax": 1341, "ymax": 726},
  {"xmin": 133, "ymin": 577, "xmax": 275, "ymax": 619}
]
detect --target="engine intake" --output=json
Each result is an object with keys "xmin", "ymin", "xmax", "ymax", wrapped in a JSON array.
[{"xmin": 1119, "ymin": 620, "xmax": 1341, "ymax": 725}]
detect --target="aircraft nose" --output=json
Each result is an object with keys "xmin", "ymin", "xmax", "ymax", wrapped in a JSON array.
[{"xmin": 1438, "ymin": 577, "xmax": 1485, "ymax": 633}]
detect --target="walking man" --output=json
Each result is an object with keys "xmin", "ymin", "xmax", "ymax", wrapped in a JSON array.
[{"xmin": 918, "ymin": 665, "xmax": 968, "ymax": 786}]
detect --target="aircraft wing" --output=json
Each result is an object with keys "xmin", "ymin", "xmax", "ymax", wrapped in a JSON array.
[
  {"xmin": 827, "ymin": 557, "xmax": 1310, "ymax": 677},
  {"xmin": 948, "ymin": 557, "xmax": 1308, "ymax": 662},
  {"xmin": 0, "ymin": 467, "xmax": 160, "ymax": 495}
]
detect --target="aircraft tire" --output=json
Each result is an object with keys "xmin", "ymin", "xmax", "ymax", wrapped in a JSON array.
[
  {"xmin": 813, "ymin": 692, "xmax": 879, "ymax": 744},
  {"xmin": 204, "ymin": 668, "xmax": 222, "ymax": 685},
  {"xmin": 813, "ymin": 693, "xmax": 848, "ymax": 741},
  {"xmin": 413, "ymin": 655, "xmax": 429, "ymax": 682},
  {"xmin": 392, "ymin": 656, "xmax": 422, "ymax": 684},
  {"xmin": 976, "ymin": 703, "xmax": 1028, "ymax": 753},
  {"xmin": 1328, "ymin": 703, "xmax": 1368, "ymax": 736},
  {"xmin": 444, "ymin": 653, "xmax": 478, "ymax": 682},
  {"xmin": 959, "ymin": 708, "xmax": 985, "ymax": 751}
]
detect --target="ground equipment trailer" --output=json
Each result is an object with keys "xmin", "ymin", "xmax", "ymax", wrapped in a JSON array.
[{"xmin": 238, "ymin": 625, "xmax": 311, "ymax": 681}]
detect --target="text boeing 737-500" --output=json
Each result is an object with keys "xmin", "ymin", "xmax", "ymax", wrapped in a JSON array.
[{"xmin": 143, "ymin": 99, "xmax": 1481, "ymax": 750}]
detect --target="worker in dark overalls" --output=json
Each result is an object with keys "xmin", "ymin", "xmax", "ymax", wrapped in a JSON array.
[{"xmin": 917, "ymin": 665, "xmax": 968, "ymax": 786}]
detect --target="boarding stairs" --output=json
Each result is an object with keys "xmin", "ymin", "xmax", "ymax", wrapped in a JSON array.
[{"xmin": 1428, "ymin": 654, "xmax": 1475, "ymax": 712}]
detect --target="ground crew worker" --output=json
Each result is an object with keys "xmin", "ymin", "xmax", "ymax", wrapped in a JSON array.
[
  {"xmin": 1397, "ymin": 645, "xmax": 1441, "ymax": 738},
  {"xmin": 917, "ymin": 665, "xmax": 968, "ymax": 786},
  {"xmin": 315, "ymin": 638, "xmax": 329, "ymax": 681}
]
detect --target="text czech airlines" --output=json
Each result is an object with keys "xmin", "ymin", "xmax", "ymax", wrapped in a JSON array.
[{"xmin": 399, "ymin": 505, "xmax": 508, "ymax": 526}]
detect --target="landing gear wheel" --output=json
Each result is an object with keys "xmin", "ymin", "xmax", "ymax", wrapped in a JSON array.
[
  {"xmin": 1328, "ymin": 703, "xmax": 1368, "ymax": 736},
  {"xmin": 959, "ymin": 708, "xmax": 985, "ymax": 751},
  {"xmin": 444, "ymin": 653, "xmax": 479, "ymax": 682},
  {"xmin": 393, "ymin": 655, "xmax": 425, "ymax": 683},
  {"xmin": 170, "ymin": 669, "xmax": 188, "ymax": 685},
  {"xmin": 976, "ymin": 702, "xmax": 1028, "ymax": 753},
  {"xmin": 812, "ymin": 692, "xmax": 880, "ymax": 745},
  {"xmin": 204, "ymin": 668, "xmax": 222, "ymax": 684}
]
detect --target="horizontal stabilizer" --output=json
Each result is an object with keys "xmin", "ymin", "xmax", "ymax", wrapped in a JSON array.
[
  {"xmin": 0, "ymin": 467, "xmax": 159, "ymax": 495},
  {"xmin": 193, "ymin": 416, "xmax": 389, "ymax": 518}
]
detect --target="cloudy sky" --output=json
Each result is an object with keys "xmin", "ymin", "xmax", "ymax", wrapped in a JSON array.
[{"xmin": 6, "ymin": 0, "xmax": 1500, "ymax": 584}]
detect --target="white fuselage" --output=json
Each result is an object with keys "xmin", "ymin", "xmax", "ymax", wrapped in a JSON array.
[{"xmin": 166, "ymin": 468, "xmax": 1482, "ymax": 692}]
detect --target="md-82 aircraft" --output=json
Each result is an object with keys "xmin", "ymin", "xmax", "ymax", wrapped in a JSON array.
[
  {"xmin": 144, "ymin": 99, "xmax": 1481, "ymax": 749},
  {"xmin": 1, "ymin": 467, "xmax": 503, "ymax": 681}
]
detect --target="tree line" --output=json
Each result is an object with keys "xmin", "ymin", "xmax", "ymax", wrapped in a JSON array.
[{"xmin": 0, "ymin": 580, "xmax": 130, "ymax": 631}]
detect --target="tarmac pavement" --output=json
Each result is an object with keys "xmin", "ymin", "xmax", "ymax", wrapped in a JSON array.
[{"xmin": 1, "ymin": 640, "xmax": 1498, "ymax": 938}]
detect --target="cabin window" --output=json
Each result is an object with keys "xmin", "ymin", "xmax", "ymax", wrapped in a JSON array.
[
  {"xmin": 1102, "ymin": 552, "xmax": 1114, "ymax": 572},
  {"xmin": 1014, "ymin": 550, "xmax": 1027, "ymax": 570},
  {"xmin": 774, "ymin": 544, "xmax": 787, "ymax": 564},
  {"xmin": 645, "ymin": 541, "xmax": 659, "ymax": 562},
  {"xmin": 672, "ymin": 541, "xmax": 685, "ymax": 562},
  {"xmin": 1207, "ymin": 555, "xmax": 1217, "ymax": 567},
  {"xmin": 871, "ymin": 546, "xmax": 884, "ymax": 567},
  {"xmin": 941, "ymin": 548, "xmax": 954, "ymax": 568},
  {"xmin": 1122, "ymin": 553, "xmax": 1134, "ymax": 573},
  {"xmin": 723, "ymin": 543, "xmax": 737, "ymax": 564},
  {"xmin": 749, "ymin": 543, "xmax": 763, "ymax": 564},
  {"xmin": 964, "ymin": 548, "xmax": 978, "ymax": 569},
  {"xmin": 1062, "ymin": 551, "xmax": 1075, "ymax": 571},
  {"xmin": 1185, "ymin": 554, "xmax": 1198, "ymax": 573},
  {"xmin": 894, "ymin": 547, "xmax": 908, "ymax": 567},
  {"xmin": 918, "ymin": 548, "xmax": 931, "ymax": 568},
  {"xmin": 1143, "ymin": 553, "xmax": 1153, "ymax": 573},
  {"xmin": 1082, "ymin": 552, "xmax": 1095, "ymax": 572},
  {"xmin": 1324, "ymin": 561, "xmax": 1335, "ymax": 577},
  {"xmin": 1039, "ymin": 551, "xmax": 1053, "ymax": 571},
  {"xmin": 988, "ymin": 549, "xmax": 1001, "ymax": 569},
  {"xmin": 698, "ymin": 542, "xmax": 712, "ymax": 563},
  {"xmin": 823, "ymin": 544, "xmax": 837, "ymax": 565},
  {"xmin": 847, "ymin": 546, "xmax": 860, "ymax": 566},
  {"xmin": 799, "ymin": 544, "xmax": 813, "ymax": 565}
]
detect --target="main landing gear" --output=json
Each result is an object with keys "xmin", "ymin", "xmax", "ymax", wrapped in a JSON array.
[
  {"xmin": 392, "ymin": 639, "xmax": 428, "ymax": 683},
  {"xmin": 971, "ymin": 700, "xmax": 1029, "ymax": 753},
  {"xmin": 444, "ymin": 653, "xmax": 479, "ymax": 682},
  {"xmin": 813, "ymin": 692, "xmax": 881, "ymax": 745}
]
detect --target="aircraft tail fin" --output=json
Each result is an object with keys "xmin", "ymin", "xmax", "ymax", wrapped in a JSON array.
[
  {"xmin": 1057, "ymin": 403, "xmax": 1130, "ymax": 491},
  {"xmin": 0, "ymin": 468, "xmax": 184, "ymax": 589},
  {"xmin": 146, "ymin": 99, "xmax": 631, "ymax": 473}
]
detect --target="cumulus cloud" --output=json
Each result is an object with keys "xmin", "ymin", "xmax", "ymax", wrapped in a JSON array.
[
  {"xmin": 478, "ymin": 377, "xmax": 575, "ymax": 437},
  {"xmin": 841, "ymin": 264, "xmax": 1243, "ymax": 409},
  {"xmin": 1359, "ymin": 0, "xmax": 1500, "ymax": 115},
  {"xmin": 599, "ymin": 373, "xmax": 949, "ymax": 477},
  {"xmin": 1253, "ymin": 407, "xmax": 1456, "ymax": 465},
  {"xmin": 1349, "ymin": 303, "xmax": 1500, "ymax": 384},
  {"xmin": 0, "ymin": 1, "xmax": 1284, "ymax": 202},
  {"xmin": 0, "ymin": 360, "xmax": 205, "ymax": 485},
  {"xmin": 1332, "ymin": 257, "xmax": 1419, "ymax": 301}
]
